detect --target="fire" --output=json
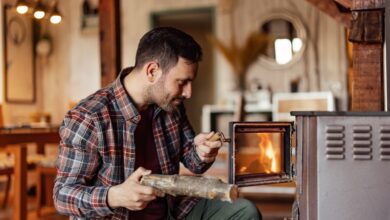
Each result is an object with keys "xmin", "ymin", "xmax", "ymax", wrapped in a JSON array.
[
  {"xmin": 239, "ymin": 166, "xmax": 248, "ymax": 173},
  {"xmin": 257, "ymin": 133, "xmax": 279, "ymax": 173}
]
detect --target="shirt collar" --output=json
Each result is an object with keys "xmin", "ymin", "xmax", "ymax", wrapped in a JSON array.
[{"xmin": 113, "ymin": 67, "xmax": 163, "ymax": 122}]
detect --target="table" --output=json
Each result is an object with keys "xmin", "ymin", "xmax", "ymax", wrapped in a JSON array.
[{"xmin": 0, "ymin": 127, "xmax": 60, "ymax": 220}]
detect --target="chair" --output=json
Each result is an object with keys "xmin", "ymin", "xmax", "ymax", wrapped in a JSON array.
[
  {"xmin": 0, "ymin": 104, "xmax": 12, "ymax": 209},
  {"xmin": 0, "ymin": 105, "xmax": 57, "ymax": 214},
  {"xmin": 0, "ymin": 154, "xmax": 13, "ymax": 209},
  {"xmin": 35, "ymin": 157, "xmax": 57, "ymax": 216}
]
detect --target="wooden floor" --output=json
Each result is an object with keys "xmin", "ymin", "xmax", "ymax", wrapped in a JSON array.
[{"xmin": 0, "ymin": 195, "xmax": 67, "ymax": 220}]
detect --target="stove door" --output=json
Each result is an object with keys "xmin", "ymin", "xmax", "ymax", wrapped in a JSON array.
[{"xmin": 228, "ymin": 121, "xmax": 294, "ymax": 187}]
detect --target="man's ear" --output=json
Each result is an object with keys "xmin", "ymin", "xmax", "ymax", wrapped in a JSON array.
[{"xmin": 145, "ymin": 61, "xmax": 162, "ymax": 83}]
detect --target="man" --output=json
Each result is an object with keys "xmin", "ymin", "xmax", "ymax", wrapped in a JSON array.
[{"xmin": 54, "ymin": 27, "xmax": 261, "ymax": 220}]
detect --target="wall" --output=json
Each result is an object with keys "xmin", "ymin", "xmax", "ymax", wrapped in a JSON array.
[
  {"xmin": 121, "ymin": 0, "xmax": 348, "ymax": 109},
  {"xmin": 0, "ymin": 0, "xmax": 100, "ymax": 124},
  {"xmin": 0, "ymin": 0, "xmax": 347, "ymax": 124}
]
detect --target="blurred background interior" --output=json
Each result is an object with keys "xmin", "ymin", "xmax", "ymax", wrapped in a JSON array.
[{"xmin": 0, "ymin": 0, "xmax": 388, "ymax": 219}]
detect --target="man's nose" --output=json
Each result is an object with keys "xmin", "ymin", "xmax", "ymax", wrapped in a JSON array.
[{"xmin": 182, "ymin": 83, "xmax": 192, "ymax": 99}]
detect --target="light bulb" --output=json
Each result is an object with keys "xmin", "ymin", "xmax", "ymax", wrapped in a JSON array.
[
  {"xmin": 50, "ymin": 15, "xmax": 62, "ymax": 24},
  {"xmin": 34, "ymin": 10, "xmax": 45, "ymax": 19},
  {"xmin": 16, "ymin": 5, "xmax": 28, "ymax": 14}
]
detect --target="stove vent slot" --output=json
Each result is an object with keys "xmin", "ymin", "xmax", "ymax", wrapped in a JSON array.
[
  {"xmin": 380, "ymin": 125, "xmax": 390, "ymax": 160},
  {"xmin": 353, "ymin": 125, "xmax": 372, "ymax": 160},
  {"xmin": 325, "ymin": 125, "xmax": 345, "ymax": 160}
]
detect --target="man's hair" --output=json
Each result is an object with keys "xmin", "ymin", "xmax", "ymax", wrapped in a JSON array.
[{"xmin": 134, "ymin": 27, "xmax": 202, "ymax": 73}]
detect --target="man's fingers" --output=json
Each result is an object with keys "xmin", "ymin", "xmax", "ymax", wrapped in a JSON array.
[
  {"xmin": 205, "ymin": 131, "xmax": 215, "ymax": 139},
  {"xmin": 130, "ymin": 167, "xmax": 151, "ymax": 181},
  {"xmin": 134, "ymin": 183, "xmax": 165, "ymax": 198},
  {"xmin": 204, "ymin": 140, "xmax": 223, "ymax": 149},
  {"xmin": 134, "ymin": 183, "xmax": 155, "ymax": 194},
  {"xmin": 198, "ymin": 150, "xmax": 218, "ymax": 158},
  {"xmin": 197, "ymin": 144, "xmax": 220, "ymax": 154},
  {"xmin": 132, "ymin": 193, "xmax": 156, "ymax": 202},
  {"xmin": 199, "ymin": 155, "xmax": 216, "ymax": 163},
  {"xmin": 127, "ymin": 202, "xmax": 149, "ymax": 211},
  {"xmin": 194, "ymin": 131, "xmax": 215, "ymax": 144}
]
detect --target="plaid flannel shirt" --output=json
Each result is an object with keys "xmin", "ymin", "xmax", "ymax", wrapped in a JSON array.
[{"xmin": 54, "ymin": 67, "xmax": 213, "ymax": 219}]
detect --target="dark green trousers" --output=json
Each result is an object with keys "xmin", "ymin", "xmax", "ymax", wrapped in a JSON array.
[{"xmin": 169, "ymin": 198, "xmax": 262, "ymax": 220}]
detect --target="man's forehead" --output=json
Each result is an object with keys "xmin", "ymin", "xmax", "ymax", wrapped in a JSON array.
[{"xmin": 167, "ymin": 59, "xmax": 197, "ymax": 77}]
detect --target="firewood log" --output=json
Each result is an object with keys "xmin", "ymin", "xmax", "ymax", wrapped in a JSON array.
[{"xmin": 140, "ymin": 174, "xmax": 238, "ymax": 203}]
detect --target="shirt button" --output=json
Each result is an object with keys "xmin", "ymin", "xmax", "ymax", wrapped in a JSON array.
[{"xmin": 133, "ymin": 115, "xmax": 141, "ymax": 122}]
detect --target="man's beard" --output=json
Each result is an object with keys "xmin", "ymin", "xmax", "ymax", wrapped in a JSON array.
[{"xmin": 147, "ymin": 78, "xmax": 182, "ymax": 113}]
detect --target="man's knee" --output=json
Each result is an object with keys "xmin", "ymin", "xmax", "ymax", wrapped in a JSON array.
[{"xmin": 234, "ymin": 198, "xmax": 262, "ymax": 220}]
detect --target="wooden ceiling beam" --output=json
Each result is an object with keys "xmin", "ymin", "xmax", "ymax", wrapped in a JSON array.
[
  {"xmin": 306, "ymin": 0, "xmax": 351, "ymax": 27},
  {"xmin": 334, "ymin": 0, "xmax": 352, "ymax": 9}
]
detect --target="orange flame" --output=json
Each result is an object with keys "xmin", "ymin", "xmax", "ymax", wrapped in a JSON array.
[
  {"xmin": 257, "ymin": 133, "xmax": 279, "ymax": 173},
  {"xmin": 239, "ymin": 166, "xmax": 248, "ymax": 173}
]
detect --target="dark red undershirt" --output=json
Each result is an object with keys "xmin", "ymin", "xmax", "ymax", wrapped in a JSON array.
[{"xmin": 132, "ymin": 106, "xmax": 167, "ymax": 220}]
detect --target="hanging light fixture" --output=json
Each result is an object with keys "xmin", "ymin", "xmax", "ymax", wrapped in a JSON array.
[
  {"xmin": 14, "ymin": 0, "xmax": 63, "ymax": 24},
  {"xmin": 16, "ymin": 0, "xmax": 29, "ymax": 14},
  {"xmin": 33, "ymin": 0, "xmax": 46, "ymax": 19},
  {"xmin": 49, "ymin": 3, "xmax": 62, "ymax": 24}
]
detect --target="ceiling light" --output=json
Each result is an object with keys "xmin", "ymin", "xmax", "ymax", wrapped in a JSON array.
[
  {"xmin": 49, "ymin": 4, "xmax": 62, "ymax": 24},
  {"xmin": 16, "ymin": 0, "xmax": 29, "ymax": 14},
  {"xmin": 34, "ymin": 10, "xmax": 45, "ymax": 19},
  {"xmin": 50, "ymin": 14, "xmax": 62, "ymax": 24},
  {"xmin": 33, "ymin": 1, "xmax": 46, "ymax": 19}
]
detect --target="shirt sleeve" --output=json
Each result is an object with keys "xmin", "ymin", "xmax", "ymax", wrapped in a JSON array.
[
  {"xmin": 178, "ymin": 105, "xmax": 214, "ymax": 174},
  {"xmin": 53, "ymin": 110, "xmax": 114, "ymax": 218}
]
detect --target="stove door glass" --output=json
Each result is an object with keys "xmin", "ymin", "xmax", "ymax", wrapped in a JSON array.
[
  {"xmin": 229, "ymin": 122, "xmax": 293, "ymax": 186},
  {"xmin": 235, "ymin": 132, "xmax": 284, "ymax": 175}
]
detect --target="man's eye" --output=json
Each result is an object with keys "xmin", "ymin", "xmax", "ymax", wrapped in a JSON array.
[{"xmin": 178, "ymin": 80, "xmax": 185, "ymax": 85}]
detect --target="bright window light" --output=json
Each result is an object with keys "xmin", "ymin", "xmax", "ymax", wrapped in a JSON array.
[
  {"xmin": 292, "ymin": 38, "xmax": 303, "ymax": 53},
  {"xmin": 275, "ymin": 39, "xmax": 292, "ymax": 65}
]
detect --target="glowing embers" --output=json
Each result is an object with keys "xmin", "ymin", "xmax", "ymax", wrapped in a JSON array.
[{"xmin": 235, "ymin": 132, "xmax": 282, "ymax": 175}]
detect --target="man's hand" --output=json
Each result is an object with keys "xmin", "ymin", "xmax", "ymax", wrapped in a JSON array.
[
  {"xmin": 194, "ymin": 131, "xmax": 223, "ymax": 163},
  {"xmin": 107, "ymin": 167, "xmax": 165, "ymax": 211}
]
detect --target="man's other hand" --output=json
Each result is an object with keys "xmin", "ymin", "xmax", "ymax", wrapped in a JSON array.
[
  {"xmin": 194, "ymin": 131, "xmax": 223, "ymax": 163},
  {"xmin": 107, "ymin": 167, "xmax": 165, "ymax": 211}
]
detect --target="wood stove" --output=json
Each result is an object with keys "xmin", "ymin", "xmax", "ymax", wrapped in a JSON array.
[{"xmin": 228, "ymin": 111, "xmax": 390, "ymax": 220}]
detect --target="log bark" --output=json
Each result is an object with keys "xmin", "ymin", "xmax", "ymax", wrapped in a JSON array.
[{"xmin": 140, "ymin": 174, "xmax": 238, "ymax": 203}]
